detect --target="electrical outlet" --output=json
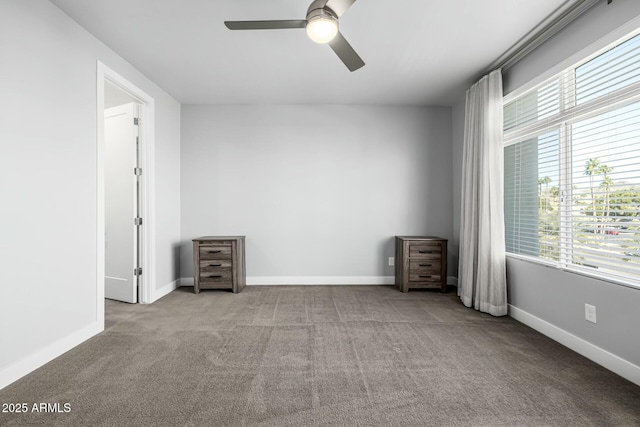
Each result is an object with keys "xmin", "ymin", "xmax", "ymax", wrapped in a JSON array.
[
  {"xmin": 585, "ymin": 304, "xmax": 597, "ymax": 323},
  {"xmin": 388, "ymin": 257, "xmax": 394, "ymax": 267}
]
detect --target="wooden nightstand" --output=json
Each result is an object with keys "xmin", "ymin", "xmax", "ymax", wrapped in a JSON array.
[
  {"xmin": 192, "ymin": 236, "xmax": 246, "ymax": 294},
  {"xmin": 395, "ymin": 236, "xmax": 447, "ymax": 293}
]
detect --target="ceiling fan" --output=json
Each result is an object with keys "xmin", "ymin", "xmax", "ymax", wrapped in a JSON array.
[{"xmin": 224, "ymin": 0, "xmax": 365, "ymax": 72}]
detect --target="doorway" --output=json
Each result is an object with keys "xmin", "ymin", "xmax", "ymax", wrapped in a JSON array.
[
  {"xmin": 104, "ymin": 95, "xmax": 140, "ymax": 303},
  {"xmin": 97, "ymin": 62, "xmax": 156, "ymax": 327}
]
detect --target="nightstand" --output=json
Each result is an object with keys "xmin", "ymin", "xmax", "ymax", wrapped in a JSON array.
[
  {"xmin": 192, "ymin": 236, "xmax": 246, "ymax": 294},
  {"xmin": 395, "ymin": 236, "xmax": 447, "ymax": 293}
]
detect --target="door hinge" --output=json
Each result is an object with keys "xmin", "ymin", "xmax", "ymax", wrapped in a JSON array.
[
  {"xmin": 134, "ymin": 267, "xmax": 142, "ymax": 276},
  {"xmin": 134, "ymin": 167, "xmax": 143, "ymax": 176},
  {"xmin": 134, "ymin": 217, "xmax": 143, "ymax": 226},
  {"xmin": 134, "ymin": 117, "xmax": 140, "ymax": 126}
]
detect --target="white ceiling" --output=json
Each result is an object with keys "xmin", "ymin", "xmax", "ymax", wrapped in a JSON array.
[{"xmin": 50, "ymin": 0, "xmax": 567, "ymax": 106}]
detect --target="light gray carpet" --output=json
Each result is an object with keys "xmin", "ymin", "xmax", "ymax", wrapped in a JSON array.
[{"xmin": 1, "ymin": 285, "xmax": 639, "ymax": 426}]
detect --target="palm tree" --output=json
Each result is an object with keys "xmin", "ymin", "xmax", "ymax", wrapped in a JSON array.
[
  {"xmin": 538, "ymin": 176, "xmax": 553, "ymax": 213},
  {"xmin": 601, "ymin": 175, "xmax": 614, "ymax": 221},
  {"xmin": 597, "ymin": 163, "xmax": 614, "ymax": 224},
  {"xmin": 598, "ymin": 164, "xmax": 613, "ymax": 177},
  {"xmin": 538, "ymin": 176, "xmax": 552, "ymax": 195},
  {"xmin": 584, "ymin": 158, "xmax": 601, "ymax": 231},
  {"xmin": 584, "ymin": 158, "xmax": 600, "ymax": 200}
]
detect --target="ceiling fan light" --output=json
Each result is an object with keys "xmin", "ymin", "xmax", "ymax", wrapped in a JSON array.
[{"xmin": 306, "ymin": 16, "xmax": 338, "ymax": 44}]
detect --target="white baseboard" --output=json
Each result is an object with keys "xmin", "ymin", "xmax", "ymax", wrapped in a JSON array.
[
  {"xmin": 180, "ymin": 276, "xmax": 458, "ymax": 287},
  {"xmin": 179, "ymin": 276, "xmax": 395, "ymax": 286},
  {"xmin": 247, "ymin": 276, "xmax": 395, "ymax": 285},
  {"xmin": 0, "ymin": 322, "xmax": 102, "ymax": 391},
  {"xmin": 151, "ymin": 279, "xmax": 179, "ymax": 302},
  {"xmin": 509, "ymin": 304, "xmax": 640, "ymax": 387}
]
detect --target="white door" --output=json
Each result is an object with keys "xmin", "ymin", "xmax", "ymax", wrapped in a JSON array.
[{"xmin": 105, "ymin": 103, "xmax": 140, "ymax": 303}]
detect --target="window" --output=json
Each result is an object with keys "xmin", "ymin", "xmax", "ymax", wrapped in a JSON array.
[{"xmin": 504, "ymin": 30, "xmax": 640, "ymax": 286}]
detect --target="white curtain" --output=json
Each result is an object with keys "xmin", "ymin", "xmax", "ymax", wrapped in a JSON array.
[{"xmin": 458, "ymin": 69, "xmax": 508, "ymax": 316}]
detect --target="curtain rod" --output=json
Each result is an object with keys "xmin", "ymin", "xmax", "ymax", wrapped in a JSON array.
[{"xmin": 485, "ymin": 0, "xmax": 603, "ymax": 74}]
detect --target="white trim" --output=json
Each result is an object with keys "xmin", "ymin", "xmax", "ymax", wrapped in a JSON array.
[
  {"xmin": 248, "ymin": 276, "xmax": 395, "ymax": 285},
  {"xmin": 509, "ymin": 304, "xmax": 640, "ymax": 387},
  {"xmin": 506, "ymin": 252, "xmax": 562, "ymax": 270},
  {"xmin": 504, "ymin": 83, "xmax": 640, "ymax": 145},
  {"xmin": 505, "ymin": 253, "xmax": 640, "ymax": 292},
  {"xmin": 96, "ymin": 69, "xmax": 106, "ymax": 330},
  {"xmin": 0, "ymin": 322, "xmax": 101, "ymax": 390},
  {"xmin": 152, "ymin": 279, "xmax": 180, "ymax": 302},
  {"xmin": 504, "ymin": 15, "xmax": 640, "ymax": 102},
  {"xmin": 97, "ymin": 61, "xmax": 156, "ymax": 307},
  {"xmin": 179, "ymin": 276, "xmax": 395, "ymax": 286},
  {"xmin": 180, "ymin": 276, "xmax": 458, "ymax": 287}
]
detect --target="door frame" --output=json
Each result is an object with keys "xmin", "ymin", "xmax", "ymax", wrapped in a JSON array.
[{"xmin": 96, "ymin": 61, "xmax": 156, "ymax": 326}]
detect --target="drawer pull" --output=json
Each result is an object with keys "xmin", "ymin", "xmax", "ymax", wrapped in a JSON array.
[
  {"xmin": 419, "ymin": 264, "xmax": 432, "ymax": 267},
  {"xmin": 418, "ymin": 250, "xmax": 434, "ymax": 254},
  {"xmin": 208, "ymin": 275, "xmax": 223, "ymax": 278},
  {"xmin": 207, "ymin": 250, "xmax": 222, "ymax": 254},
  {"xmin": 419, "ymin": 275, "xmax": 433, "ymax": 278},
  {"xmin": 209, "ymin": 263, "xmax": 222, "ymax": 267}
]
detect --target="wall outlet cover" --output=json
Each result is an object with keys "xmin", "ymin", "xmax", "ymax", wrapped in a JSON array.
[
  {"xmin": 388, "ymin": 257, "xmax": 394, "ymax": 267},
  {"xmin": 585, "ymin": 304, "xmax": 597, "ymax": 324}
]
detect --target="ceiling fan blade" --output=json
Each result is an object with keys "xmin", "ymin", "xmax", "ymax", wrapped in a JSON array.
[
  {"xmin": 325, "ymin": 0, "xmax": 356, "ymax": 17},
  {"xmin": 328, "ymin": 32, "xmax": 365, "ymax": 72},
  {"xmin": 224, "ymin": 20, "xmax": 307, "ymax": 30}
]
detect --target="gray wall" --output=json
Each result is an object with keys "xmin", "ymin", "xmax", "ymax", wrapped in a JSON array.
[
  {"xmin": 504, "ymin": 0, "xmax": 640, "ymax": 95},
  {"xmin": 507, "ymin": 259, "xmax": 640, "ymax": 366},
  {"xmin": 451, "ymin": 0, "xmax": 640, "ymax": 367},
  {"xmin": 181, "ymin": 105, "xmax": 452, "ymax": 282},
  {"xmin": 0, "ymin": 0, "xmax": 181, "ymax": 388}
]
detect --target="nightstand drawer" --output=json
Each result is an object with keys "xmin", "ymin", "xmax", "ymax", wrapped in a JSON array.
[
  {"xmin": 200, "ymin": 259, "xmax": 232, "ymax": 271},
  {"xmin": 199, "ymin": 281, "xmax": 232, "ymax": 290},
  {"xmin": 410, "ymin": 260, "xmax": 441, "ymax": 273},
  {"xmin": 409, "ymin": 273, "xmax": 441, "ymax": 282},
  {"xmin": 199, "ymin": 245, "xmax": 232, "ymax": 260},
  {"xmin": 409, "ymin": 244, "xmax": 442, "ymax": 259},
  {"xmin": 200, "ymin": 269, "xmax": 232, "ymax": 283}
]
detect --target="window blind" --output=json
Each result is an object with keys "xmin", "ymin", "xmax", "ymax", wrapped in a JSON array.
[{"xmin": 504, "ymin": 30, "xmax": 640, "ymax": 286}]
